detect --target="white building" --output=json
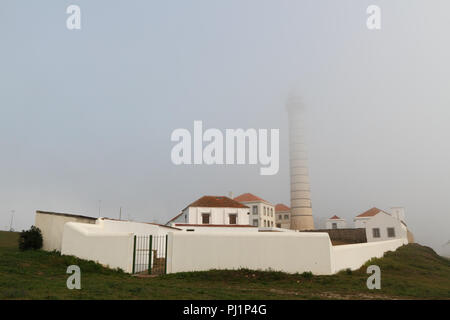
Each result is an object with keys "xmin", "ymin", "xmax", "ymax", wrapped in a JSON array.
[
  {"xmin": 234, "ymin": 193, "xmax": 276, "ymax": 228},
  {"xmin": 275, "ymin": 204, "xmax": 291, "ymax": 229},
  {"xmin": 167, "ymin": 195, "xmax": 251, "ymax": 227},
  {"xmin": 326, "ymin": 215, "xmax": 347, "ymax": 229},
  {"xmin": 354, "ymin": 207, "xmax": 408, "ymax": 242}
]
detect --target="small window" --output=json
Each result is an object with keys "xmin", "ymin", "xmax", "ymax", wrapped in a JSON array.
[
  {"xmin": 253, "ymin": 219, "xmax": 258, "ymax": 226},
  {"xmin": 372, "ymin": 228, "xmax": 380, "ymax": 238},
  {"xmin": 229, "ymin": 214, "xmax": 237, "ymax": 225},
  {"xmin": 264, "ymin": 220, "xmax": 267, "ymax": 227},
  {"xmin": 332, "ymin": 223, "xmax": 338, "ymax": 229},
  {"xmin": 276, "ymin": 223, "xmax": 281, "ymax": 228},
  {"xmin": 387, "ymin": 227, "xmax": 396, "ymax": 238},
  {"xmin": 278, "ymin": 214, "xmax": 282, "ymax": 220},
  {"xmin": 264, "ymin": 207, "xmax": 266, "ymax": 216},
  {"xmin": 202, "ymin": 214, "xmax": 210, "ymax": 224},
  {"xmin": 252, "ymin": 206, "xmax": 258, "ymax": 215},
  {"xmin": 284, "ymin": 214, "xmax": 289, "ymax": 220}
]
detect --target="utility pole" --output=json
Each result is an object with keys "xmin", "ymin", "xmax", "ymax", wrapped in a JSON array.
[
  {"xmin": 98, "ymin": 200, "xmax": 102, "ymax": 217},
  {"xmin": 9, "ymin": 210, "xmax": 15, "ymax": 231},
  {"xmin": 119, "ymin": 207, "xmax": 122, "ymax": 220}
]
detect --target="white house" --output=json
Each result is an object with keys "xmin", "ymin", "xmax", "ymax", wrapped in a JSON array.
[
  {"xmin": 354, "ymin": 207, "xmax": 408, "ymax": 242},
  {"xmin": 275, "ymin": 203, "xmax": 291, "ymax": 229},
  {"xmin": 167, "ymin": 195, "xmax": 251, "ymax": 228},
  {"xmin": 234, "ymin": 193, "xmax": 276, "ymax": 228},
  {"xmin": 326, "ymin": 215, "xmax": 347, "ymax": 229}
]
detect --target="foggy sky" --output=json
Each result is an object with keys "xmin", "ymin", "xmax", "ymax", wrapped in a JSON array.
[{"xmin": 1, "ymin": 1, "xmax": 449, "ymax": 254}]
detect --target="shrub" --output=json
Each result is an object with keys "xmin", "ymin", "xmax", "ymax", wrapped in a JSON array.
[
  {"xmin": 301, "ymin": 271, "xmax": 313, "ymax": 279},
  {"xmin": 18, "ymin": 226, "xmax": 43, "ymax": 251}
]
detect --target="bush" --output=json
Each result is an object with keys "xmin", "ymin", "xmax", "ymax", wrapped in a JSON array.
[
  {"xmin": 18, "ymin": 226, "xmax": 43, "ymax": 251},
  {"xmin": 301, "ymin": 271, "xmax": 313, "ymax": 279}
]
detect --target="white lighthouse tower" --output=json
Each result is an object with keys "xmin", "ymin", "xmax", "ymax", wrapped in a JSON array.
[{"xmin": 287, "ymin": 95, "xmax": 315, "ymax": 231}]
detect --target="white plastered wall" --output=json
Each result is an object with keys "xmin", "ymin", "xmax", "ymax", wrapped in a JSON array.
[
  {"xmin": 331, "ymin": 238, "xmax": 407, "ymax": 273},
  {"xmin": 35, "ymin": 212, "xmax": 96, "ymax": 252},
  {"xmin": 166, "ymin": 232, "xmax": 334, "ymax": 275},
  {"xmin": 61, "ymin": 222, "xmax": 135, "ymax": 273}
]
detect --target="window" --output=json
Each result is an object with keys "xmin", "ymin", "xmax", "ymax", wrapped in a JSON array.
[
  {"xmin": 278, "ymin": 214, "xmax": 282, "ymax": 220},
  {"xmin": 372, "ymin": 228, "xmax": 380, "ymax": 238},
  {"xmin": 252, "ymin": 206, "xmax": 258, "ymax": 215},
  {"xmin": 387, "ymin": 227, "xmax": 396, "ymax": 238},
  {"xmin": 264, "ymin": 220, "xmax": 267, "ymax": 227},
  {"xmin": 284, "ymin": 214, "xmax": 289, "ymax": 220},
  {"xmin": 276, "ymin": 223, "xmax": 281, "ymax": 228},
  {"xmin": 332, "ymin": 223, "xmax": 337, "ymax": 229},
  {"xmin": 229, "ymin": 214, "xmax": 237, "ymax": 225},
  {"xmin": 264, "ymin": 207, "xmax": 266, "ymax": 216},
  {"xmin": 253, "ymin": 219, "xmax": 258, "ymax": 226},
  {"xmin": 202, "ymin": 214, "xmax": 210, "ymax": 224}
]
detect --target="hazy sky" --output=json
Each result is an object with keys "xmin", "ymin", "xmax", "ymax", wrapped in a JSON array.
[{"xmin": 1, "ymin": 1, "xmax": 449, "ymax": 254}]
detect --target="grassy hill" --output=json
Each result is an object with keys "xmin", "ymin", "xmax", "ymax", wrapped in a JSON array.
[{"xmin": 0, "ymin": 231, "xmax": 449, "ymax": 299}]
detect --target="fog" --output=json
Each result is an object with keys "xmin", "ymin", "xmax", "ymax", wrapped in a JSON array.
[{"xmin": 0, "ymin": 1, "xmax": 449, "ymax": 254}]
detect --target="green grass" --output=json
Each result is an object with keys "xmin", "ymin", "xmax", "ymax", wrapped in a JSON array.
[{"xmin": 0, "ymin": 231, "xmax": 449, "ymax": 300}]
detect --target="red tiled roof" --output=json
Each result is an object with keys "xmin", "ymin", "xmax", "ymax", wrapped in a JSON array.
[
  {"xmin": 356, "ymin": 207, "xmax": 387, "ymax": 218},
  {"xmin": 189, "ymin": 196, "xmax": 249, "ymax": 209},
  {"xmin": 329, "ymin": 215, "xmax": 341, "ymax": 220},
  {"xmin": 174, "ymin": 224, "xmax": 256, "ymax": 228},
  {"xmin": 234, "ymin": 193, "xmax": 272, "ymax": 205},
  {"xmin": 166, "ymin": 196, "xmax": 249, "ymax": 225},
  {"xmin": 275, "ymin": 203, "xmax": 290, "ymax": 212}
]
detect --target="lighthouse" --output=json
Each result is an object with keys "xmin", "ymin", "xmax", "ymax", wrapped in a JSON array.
[{"xmin": 287, "ymin": 95, "xmax": 315, "ymax": 231}]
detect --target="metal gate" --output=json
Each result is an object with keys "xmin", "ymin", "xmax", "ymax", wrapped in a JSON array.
[{"xmin": 132, "ymin": 235, "xmax": 167, "ymax": 275}]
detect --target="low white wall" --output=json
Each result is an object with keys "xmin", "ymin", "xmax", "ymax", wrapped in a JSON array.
[
  {"xmin": 332, "ymin": 238, "xmax": 407, "ymax": 273},
  {"xmin": 98, "ymin": 219, "xmax": 177, "ymax": 236},
  {"xmin": 167, "ymin": 232, "xmax": 334, "ymax": 275},
  {"xmin": 61, "ymin": 222, "xmax": 135, "ymax": 273},
  {"xmin": 35, "ymin": 211, "xmax": 96, "ymax": 252}
]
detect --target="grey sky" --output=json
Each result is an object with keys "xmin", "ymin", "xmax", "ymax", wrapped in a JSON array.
[{"xmin": 1, "ymin": 1, "xmax": 449, "ymax": 254}]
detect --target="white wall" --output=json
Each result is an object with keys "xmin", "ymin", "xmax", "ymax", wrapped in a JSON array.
[
  {"xmin": 35, "ymin": 211, "xmax": 96, "ymax": 252},
  {"xmin": 326, "ymin": 219, "xmax": 347, "ymax": 229},
  {"xmin": 332, "ymin": 238, "xmax": 407, "ymax": 272},
  {"xmin": 61, "ymin": 222, "xmax": 135, "ymax": 273},
  {"xmin": 354, "ymin": 217, "xmax": 370, "ymax": 229},
  {"xmin": 242, "ymin": 201, "xmax": 276, "ymax": 228},
  {"xmin": 167, "ymin": 232, "xmax": 334, "ymax": 275},
  {"xmin": 174, "ymin": 207, "xmax": 251, "ymax": 225},
  {"xmin": 365, "ymin": 212, "xmax": 407, "ymax": 242},
  {"xmin": 98, "ymin": 218, "xmax": 177, "ymax": 236}
]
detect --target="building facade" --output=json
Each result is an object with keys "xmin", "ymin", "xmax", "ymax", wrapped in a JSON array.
[
  {"xmin": 275, "ymin": 203, "xmax": 291, "ymax": 229},
  {"xmin": 167, "ymin": 195, "xmax": 251, "ymax": 227},
  {"xmin": 326, "ymin": 215, "xmax": 347, "ymax": 229},
  {"xmin": 354, "ymin": 207, "xmax": 408, "ymax": 242},
  {"xmin": 234, "ymin": 193, "xmax": 276, "ymax": 228}
]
